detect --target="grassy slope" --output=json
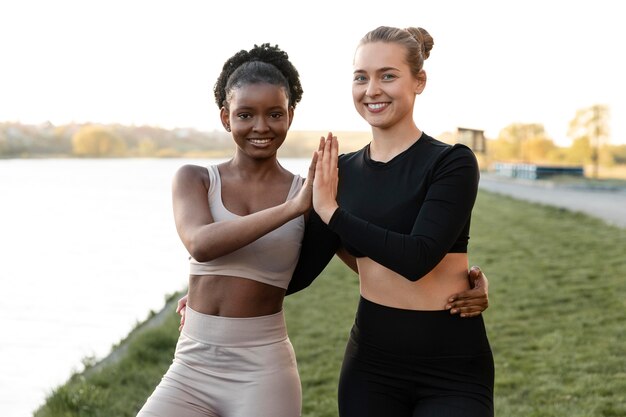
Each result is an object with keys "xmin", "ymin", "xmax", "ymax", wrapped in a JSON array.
[
  {"xmin": 469, "ymin": 192, "xmax": 626, "ymax": 417},
  {"xmin": 34, "ymin": 190, "xmax": 626, "ymax": 417}
]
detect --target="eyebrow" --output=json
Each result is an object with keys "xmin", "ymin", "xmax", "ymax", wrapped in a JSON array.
[
  {"xmin": 353, "ymin": 66, "xmax": 401, "ymax": 74},
  {"xmin": 233, "ymin": 105, "xmax": 286, "ymax": 112}
]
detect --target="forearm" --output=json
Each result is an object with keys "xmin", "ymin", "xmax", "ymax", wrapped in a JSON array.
[
  {"xmin": 327, "ymin": 208, "xmax": 446, "ymax": 281},
  {"xmin": 185, "ymin": 200, "xmax": 302, "ymax": 262},
  {"xmin": 286, "ymin": 210, "xmax": 340, "ymax": 295},
  {"xmin": 325, "ymin": 145, "xmax": 478, "ymax": 282}
]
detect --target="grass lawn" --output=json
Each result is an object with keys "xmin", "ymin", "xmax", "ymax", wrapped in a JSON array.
[{"xmin": 34, "ymin": 190, "xmax": 626, "ymax": 417}]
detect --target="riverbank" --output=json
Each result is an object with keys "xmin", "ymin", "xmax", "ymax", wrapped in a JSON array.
[{"xmin": 83, "ymin": 295, "xmax": 182, "ymax": 377}]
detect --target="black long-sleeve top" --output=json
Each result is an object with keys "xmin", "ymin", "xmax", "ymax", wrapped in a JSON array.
[{"xmin": 287, "ymin": 133, "xmax": 479, "ymax": 295}]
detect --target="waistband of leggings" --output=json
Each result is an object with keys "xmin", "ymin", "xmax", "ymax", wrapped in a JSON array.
[
  {"xmin": 353, "ymin": 296, "xmax": 491, "ymax": 356},
  {"xmin": 182, "ymin": 306, "xmax": 288, "ymax": 347}
]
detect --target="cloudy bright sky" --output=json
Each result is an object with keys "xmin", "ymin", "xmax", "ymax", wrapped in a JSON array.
[{"xmin": 1, "ymin": 0, "xmax": 624, "ymax": 145}]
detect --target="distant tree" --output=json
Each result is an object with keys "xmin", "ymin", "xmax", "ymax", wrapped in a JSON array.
[
  {"xmin": 0, "ymin": 123, "xmax": 28, "ymax": 156},
  {"xmin": 72, "ymin": 125, "xmax": 127, "ymax": 157},
  {"xmin": 491, "ymin": 123, "xmax": 554, "ymax": 162},
  {"xmin": 520, "ymin": 136, "xmax": 558, "ymax": 163},
  {"xmin": 137, "ymin": 137, "xmax": 158, "ymax": 157},
  {"xmin": 567, "ymin": 136, "xmax": 592, "ymax": 165},
  {"xmin": 568, "ymin": 104, "xmax": 610, "ymax": 178}
]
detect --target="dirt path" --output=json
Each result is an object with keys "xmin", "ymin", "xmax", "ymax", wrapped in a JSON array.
[{"xmin": 479, "ymin": 173, "xmax": 626, "ymax": 228}]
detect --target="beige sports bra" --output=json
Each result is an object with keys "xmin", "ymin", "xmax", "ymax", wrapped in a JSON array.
[{"xmin": 188, "ymin": 165, "xmax": 305, "ymax": 289}]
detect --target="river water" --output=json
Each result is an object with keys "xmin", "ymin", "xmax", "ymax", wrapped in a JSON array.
[{"xmin": 0, "ymin": 158, "xmax": 310, "ymax": 417}]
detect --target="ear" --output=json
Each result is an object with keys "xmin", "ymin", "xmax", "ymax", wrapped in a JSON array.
[
  {"xmin": 415, "ymin": 70, "xmax": 427, "ymax": 95},
  {"xmin": 220, "ymin": 107, "xmax": 231, "ymax": 132},
  {"xmin": 287, "ymin": 106, "xmax": 295, "ymax": 128}
]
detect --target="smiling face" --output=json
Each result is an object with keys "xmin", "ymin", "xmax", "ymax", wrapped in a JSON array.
[
  {"xmin": 221, "ymin": 82, "xmax": 293, "ymax": 160},
  {"xmin": 352, "ymin": 41, "xmax": 426, "ymax": 131}
]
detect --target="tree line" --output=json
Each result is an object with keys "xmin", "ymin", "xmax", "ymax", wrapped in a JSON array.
[
  {"xmin": 0, "ymin": 122, "xmax": 374, "ymax": 159},
  {"xmin": 0, "ymin": 122, "xmax": 234, "ymax": 159},
  {"xmin": 487, "ymin": 105, "xmax": 625, "ymax": 177},
  {"xmin": 2, "ymin": 104, "xmax": 625, "ymax": 172}
]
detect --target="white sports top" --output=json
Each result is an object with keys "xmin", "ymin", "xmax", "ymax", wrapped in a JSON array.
[{"xmin": 188, "ymin": 165, "xmax": 305, "ymax": 289}]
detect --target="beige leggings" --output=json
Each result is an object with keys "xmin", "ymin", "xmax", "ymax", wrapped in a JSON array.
[{"xmin": 136, "ymin": 306, "xmax": 302, "ymax": 417}]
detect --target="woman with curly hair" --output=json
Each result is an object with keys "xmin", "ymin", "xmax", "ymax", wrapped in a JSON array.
[{"xmin": 136, "ymin": 43, "xmax": 316, "ymax": 417}]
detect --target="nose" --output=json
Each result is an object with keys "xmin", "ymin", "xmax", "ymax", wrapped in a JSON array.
[
  {"xmin": 365, "ymin": 79, "xmax": 381, "ymax": 97},
  {"xmin": 253, "ymin": 117, "xmax": 270, "ymax": 133}
]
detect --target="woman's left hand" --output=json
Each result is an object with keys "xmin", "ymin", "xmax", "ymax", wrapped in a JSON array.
[
  {"xmin": 313, "ymin": 132, "xmax": 340, "ymax": 224},
  {"xmin": 445, "ymin": 266, "xmax": 489, "ymax": 317}
]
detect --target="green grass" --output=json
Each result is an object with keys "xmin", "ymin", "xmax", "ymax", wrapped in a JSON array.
[
  {"xmin": 34, "ymin": 307, "xmax": 182, "ymax": 417},
  {"xmin": 469, "ymin": 192, "xmax": 626, "ymax": 417},
  {"xmin": 34, "ymin": 190, "xmax": 626, "ymax": 416}
]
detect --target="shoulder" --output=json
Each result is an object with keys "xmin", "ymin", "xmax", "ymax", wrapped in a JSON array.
[
  {"xmin": 420, "ymin": 133, "xmax": 477, "ymax": 166},
  {"xmin": 174, "ymin": 163, "xmax": 210, "ymax": 179},
  {"xmin": 173, "ymin": 164, "xmax": 210, "ymax": 188},
  {"xmin": 442, "ymin": 143, "xmax": 478, "ymax": 168},
  {"xmin": 416, "ymin": 134, "xmax": 479, "ymax": 185}
]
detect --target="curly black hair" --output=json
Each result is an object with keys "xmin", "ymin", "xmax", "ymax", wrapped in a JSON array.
[{"xmin": 213, "ymin": 43, "xmax": 303, "ymax": 110}]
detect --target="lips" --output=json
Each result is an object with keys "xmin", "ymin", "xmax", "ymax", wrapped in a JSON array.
[
  {"xmin": 248, "ymin": 138, "xmax": 272, "ymax": 145},
  {"xmin": 366, "ymin": 102, "xmax": 389, "ymax": 112}
]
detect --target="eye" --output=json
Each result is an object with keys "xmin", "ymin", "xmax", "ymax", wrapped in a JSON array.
[
  {"xmin": 353, "ymin": 74, "xmax": 367, "ymax": 83},
  {"xmin": 382, "ymin": 73, "xmax": 397, "ymax": 81},
  {"xmin": 237, "ymin": 113, "xmax": 252, "ymax": 120},
  {"xmin": 270, "ymin": 112, "xmax": 283, "ymax": 119}
]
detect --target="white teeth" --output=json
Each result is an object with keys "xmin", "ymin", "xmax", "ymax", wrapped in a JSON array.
[
  {"xmin": 368, "ymin": 103, "xmax": 387, "ymax": 110},
  {"xmin": 249, "ymin": 138, "xmax": 272, "ymax": 144}
]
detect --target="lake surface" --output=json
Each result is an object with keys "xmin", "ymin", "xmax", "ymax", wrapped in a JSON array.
[{"xmin": 0, "ymin": 158, "xmax": 311, "ymax": 417}]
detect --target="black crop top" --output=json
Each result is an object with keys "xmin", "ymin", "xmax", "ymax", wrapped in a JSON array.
[{"xmin": 287, "ymin": 133, "xmax": 479, "ymax": 295}]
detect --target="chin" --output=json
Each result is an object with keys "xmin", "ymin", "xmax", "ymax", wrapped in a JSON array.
[{"xmin": 365, "ymin": 117, "xmax": 392, "ymax": 129}]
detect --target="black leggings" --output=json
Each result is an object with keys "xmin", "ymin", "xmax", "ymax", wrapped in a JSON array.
[{"xmin": 338, "ymin": 297, "xmax": 494, "ymax": 417}]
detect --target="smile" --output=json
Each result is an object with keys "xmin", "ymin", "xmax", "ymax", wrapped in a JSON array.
[
  {"xmin": 248, "ymin": 138, "xmax": 272, "ymax": 145},
  {"xmin": 367, "ymin": 102, "xmax": 389, "ymax": 111}
]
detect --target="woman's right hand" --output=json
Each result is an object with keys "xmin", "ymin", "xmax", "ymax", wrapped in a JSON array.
[
  {"xmin": 445, "ymin": 266, "xmax": 489, "ymax": 317},
  {"xmin": 176, "ymin": 294, "xmax": 188, "ymax": 332}
]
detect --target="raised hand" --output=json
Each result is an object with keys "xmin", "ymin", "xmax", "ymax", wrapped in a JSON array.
[
  {"xmin": 290, "ymin": 137, "xmax": 323, "ymax": 215},
  {"xmin": 313, "ymin": 132, "xmax": 339, "ymax": 224}
]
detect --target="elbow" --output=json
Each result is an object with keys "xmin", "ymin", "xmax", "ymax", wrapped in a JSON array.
[
  {"xmin": 400, "ymin": 264, "xmax": 432, "ymax": 282},
  {"xmin": 402, "ymin": 260, "xmax": 442, "ymax": 282},
  {"xmin": 189, "ymin": 247, "xmax": 209, "ymax": 263},
  {"xmin": 187, "ymin": 236, "xmax": 215, "ymax": 263},
  {"xmin": 400, "ymin": 246, "xmax": 442, "ymax": 282},
  {"xmin": 190, "ymin": 250, "xmax": 211, "ymax": 263},
  {"xmin": 405, "ymin": 272, "xmax": 425, "ymax": 282},
  {"xmin": 393, "ymin": 258, "xmax": 428, "ymax": 281}
]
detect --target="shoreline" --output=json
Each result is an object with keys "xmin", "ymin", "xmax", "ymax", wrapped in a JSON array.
[{"xmin": 84, "ymin": 293, "xmax": 183, "ymax": 377}]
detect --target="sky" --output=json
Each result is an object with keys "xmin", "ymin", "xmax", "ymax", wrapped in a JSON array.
[{"xmin": 1, "ymin": 0, "xmax": 625, "ymax": 146}]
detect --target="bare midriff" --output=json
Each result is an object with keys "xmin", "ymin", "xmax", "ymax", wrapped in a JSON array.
[
  {"xmin": 358, "ymin": 253, "xmax": 469, "ymax": 310},
  {"xmin": 188, "ymin": 275, "xmax": 286, "ymax": 318}
]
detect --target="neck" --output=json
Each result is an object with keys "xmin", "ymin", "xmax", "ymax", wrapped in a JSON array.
[
  {"xmin": 369, "ymin": 123, "xmax": 422, "ymax": 163},
  {"xmin": 229, "ymin": 152, "xmax": 283, "ymax": 179}
]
